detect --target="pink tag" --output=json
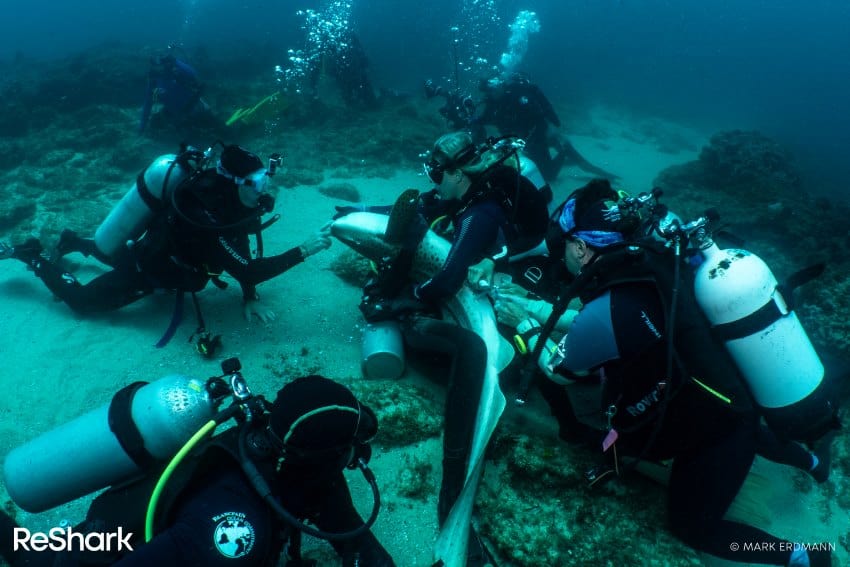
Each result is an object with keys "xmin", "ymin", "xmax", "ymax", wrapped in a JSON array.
[{"xmin": 602, "ymin": 429, "xmax": 619, "ymax": 452}]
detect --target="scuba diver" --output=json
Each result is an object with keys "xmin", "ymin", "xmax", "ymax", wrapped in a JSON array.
[
  {"xmin": 423, "ymin": 79, "xmax": 478, "ymax": 133},
  {"xmin": 505, "ymin": 179, "xmax": 837, "ymax": 566},
  {"xmin": 476, "ymin": 72, "xmax": 618, "ymax": 182},
  {"xmin": 333, "ymin": 131, "xmax": 558, "ymax": 565},
  {"xmin": 413, "ymin": 131, "xmax": 552, "ymax": 302},
  {"xmin": 0, "ymin": 144, "xmax": 332, "ymax": 329},
  {"xmin": 307, "ymin": 33, "xmax": 378, "ymax": 109},
  {"xmin": 139, "ymin": 50, "xmax": 223, "ymax": 138},
  {"xmin": 334, "ymin": 131, "xmax": 553, "ymax": 300},
  {"xmin": 0, "ymin": 359, "xmax": 395, "ymax": 566}
]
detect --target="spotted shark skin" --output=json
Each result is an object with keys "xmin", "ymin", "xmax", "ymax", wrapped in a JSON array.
[{"xmin": 331, "ymin": 211, "xmax": 511, "ymax": 567}]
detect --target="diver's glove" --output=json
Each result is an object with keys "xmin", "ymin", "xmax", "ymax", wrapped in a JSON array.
[
  {"xmin": 359, "ymin": 285, "xmax": 428, "ymax": 322},
  {"xmin": 0, "ymin": 239, "xmax": 44, "ymax": 265},
  {"xmin": 513, "ymin": 318, "xmax": 543, "ymax": 356},
  {"xmin": 332, "ymin": 204, "xmax": 367, "ymax": 220},
  {"xmin": 0, "ymin": 242, "xmax": 13, "ymax": 260}
]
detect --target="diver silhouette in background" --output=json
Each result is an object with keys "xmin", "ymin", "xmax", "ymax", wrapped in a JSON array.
[
  {"xmin": 307, "ymin": 34, "xmax": 378, "ymax": 109},
  {"xmin": 140, "ymin": 51, "xmax": 223, "ymax": 137},
  {"xmin": 476, "ymin": 73, "xmax": 619, "ymax": 182}
]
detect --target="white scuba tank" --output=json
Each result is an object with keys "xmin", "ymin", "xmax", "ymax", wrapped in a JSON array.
[
  {"xmin": 518, "ymin": 152, "xmax": 554, "ymax": 213},
  {"xmin": 93, "ymin": 154, "xmax": 189, "ymax": 260},
  {"xmin": 3, "ymin": 374, "xmax": 217, "ymax": 513},
  {"xmin": 519, "ymin": 153, "xmax": 546, "ymax": 191},
  {"xmin": 693, "ymin": 242, "xmax": 828, "ymax": 440}
]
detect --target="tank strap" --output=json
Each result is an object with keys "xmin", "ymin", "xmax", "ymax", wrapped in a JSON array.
[
  {"xmin": 712, "ymin": 298, "xmax": 783, "ymax": 342},
  {"xmin": 108, "ymin": 382, "xmax": 158, "ymax": 469},
  {"xmin": 136, "ymin": 170, "xmax": 167, "ymax": 212}
]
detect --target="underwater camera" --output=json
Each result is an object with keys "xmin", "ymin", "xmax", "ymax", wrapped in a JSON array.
[{"xmin": 267, "ymin": 153, "xmax": 283, "ymax": 177}]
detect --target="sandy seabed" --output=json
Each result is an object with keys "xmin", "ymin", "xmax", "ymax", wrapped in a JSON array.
[{"xmin": 0, "ymin": 100, "xmax": 846, "ymax": 567}]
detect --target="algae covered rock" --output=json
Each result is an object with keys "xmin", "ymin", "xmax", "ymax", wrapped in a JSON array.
[
  {"xmin": 698, "ymin": 129, "xmax": 801, "ymax": 194},
  {"xmin": 346, "ymin": 380, "xmax": 443, "ymax": 448},
  {"xmin": 318, "ymin": 182, "xmax": 361, "ymax": 203},
  {"xmin": 329, "ymin": 248, "xmax": 373, "ymax": 288},
  {"xmin": 478, "ymin": 431, "xmax": 700, "ymax": 565}
]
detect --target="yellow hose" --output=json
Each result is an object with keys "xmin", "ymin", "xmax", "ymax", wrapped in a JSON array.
[{"xmin": 145, "ymin": 419, "xmax": 218, "ymax": 541}]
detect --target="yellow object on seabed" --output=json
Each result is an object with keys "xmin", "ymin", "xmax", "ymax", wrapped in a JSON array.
[{"xmin": 226, "ymin": 92, "xmax": 289, "ymax": 126}]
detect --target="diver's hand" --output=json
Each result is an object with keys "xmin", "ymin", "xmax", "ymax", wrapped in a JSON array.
[
  {"xmin": 0, "ymin": 242, "xmax": 14, "ymax": 260},
  {"xmin": 467, "ymin": 258, "xmax": 495, "ymax": 290},
  {"xmin": 493, "ymin": 281, "xmax": 531, "ymax": 299},
  {"xmin": 243, "ymin": 297, "xmax": 276, "ymax": 323},
  {"xmin": 360, "ymin": 284, "xmax": 429, "ymax": 322},
  {"xmin": 494, "ymin": 294, "xmax": 530, "ymax": 327},
  {"xmin": 332, "ymin": 204, "xmax": 366, "ymax": 220},
  {"xmin": 299, "ymin": 222, "xmax": 333, "ymax": 258}
]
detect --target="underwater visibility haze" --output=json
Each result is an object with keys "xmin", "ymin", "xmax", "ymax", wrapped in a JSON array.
[
  {"xmin": 2, "ymin": 0, "xmax": 849, "ymax": 195},
  {"xmin": 0, "ymin": 1, "xmax": 849, "ymax": 566}
]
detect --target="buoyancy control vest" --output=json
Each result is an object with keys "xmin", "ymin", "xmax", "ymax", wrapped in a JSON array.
[
  {"xmin": 572, "ymin": 241, "xmax": 758, "ymax": 456},
  {"xmin": 78, "ymin": 426, "xmax": 283, "ymax": 565},
  {"xmin": 456, "ymin": 163, "xmax": 551, "ymax": 260},
  {"xmin": 132, "ymin": 163, "xmax": 271, "ymax": 293}
]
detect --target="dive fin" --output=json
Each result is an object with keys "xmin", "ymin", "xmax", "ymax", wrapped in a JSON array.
[
  {"xmin": 558, "ymin": 138, "xmax": 619, "ymax": 180},
  {"xmin": 778, "ymin": 262, "xmax": 825, "ymax": 310},
  {"xmin": 226, "ymin": 92, "xmax": 288, "ymax": 127}
]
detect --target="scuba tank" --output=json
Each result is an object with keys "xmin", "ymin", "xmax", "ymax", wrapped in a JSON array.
[
  {"xmin": 361, "ymin": 320, "xmax": 405, "ymax": 380},
  {"xmin": 518, "ymin": 153, "xmax": 546, "ymax": 193},
  {"xmin": 93, "ymin": 151, "xmax": 200, "ymax": 260},
  {"xmin": 524, "ymin": 187, "xmax": 835, "ymax": 442},
  {"xmin": 3, "ymin": 374, "xmax": 220, "ymax": 513},
  {"xmin": 637, "ymin": 193, "xmax": 833, "ymax": 441},
  {"xmin": 693, "ymin": 239, "xmax": 833, "ymax": 441},
  {"xmin": 5, "ymin": 359, "xmax": 384, "ymax": 555},
  {"xmin": 641, "ymin": 196, "xmax": 833, "ymax": 442}
]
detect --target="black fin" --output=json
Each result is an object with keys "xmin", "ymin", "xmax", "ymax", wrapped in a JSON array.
[{"xmin": 779, "ymin": 262, "xmax": 825, "ymax": 310}]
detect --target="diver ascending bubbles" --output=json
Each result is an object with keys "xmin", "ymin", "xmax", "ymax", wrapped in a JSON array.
[{"xmin": 1, "ymin": 358, "xmax": 396, "ymax": 566}]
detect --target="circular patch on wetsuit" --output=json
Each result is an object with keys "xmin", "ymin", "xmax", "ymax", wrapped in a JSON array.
[{"xmin": 212, "ymin": 512, "xmax": 256, "ymax": 558}]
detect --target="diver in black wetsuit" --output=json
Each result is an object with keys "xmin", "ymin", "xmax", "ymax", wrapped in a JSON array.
[
  {"xmin": 0, "ymin": 146, "xmax": 332, "ymax": 323},
  {"xmin": 476, "ymin": 72, "xmax": 618, "ymax": 182},
  {"xmin": 333, "ymin": 131, "xmax": 552, "ymax": 565},
  {"xmin": 516, "ymin": 179, "xmax": 835, "ymax": 566},
  {"xmin": 0, "ymin": 374, "xmax": 395, "ymax": 566},
  {"xmin": 307, "ymin": 33, "xmax": 378, "ymax": 109}
]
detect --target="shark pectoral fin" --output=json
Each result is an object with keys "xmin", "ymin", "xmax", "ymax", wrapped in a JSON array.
[
  {"xmin": 385, "ymin": 188, "xmax": 421, "ymax": 244},
  {"xmin": 496, "ymin": 335, "xmax": 516, "ymax": 372}
]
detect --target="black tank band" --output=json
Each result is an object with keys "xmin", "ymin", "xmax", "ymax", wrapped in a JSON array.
[
  {"xmin": 136, "ymin": 170, "xmax": 166, "ymax": 212},
  {"xmin": 712, "ymin": 297, "xmax": 785, "ymax": 341},
  {"xmin": 109, "ymin": 381, "xmax": 157, "ymax": 469}
]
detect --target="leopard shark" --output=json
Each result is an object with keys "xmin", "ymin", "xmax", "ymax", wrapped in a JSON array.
[{"xmin": 331, "ymin": 209, "xmax": 513, "ymax": 567}]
